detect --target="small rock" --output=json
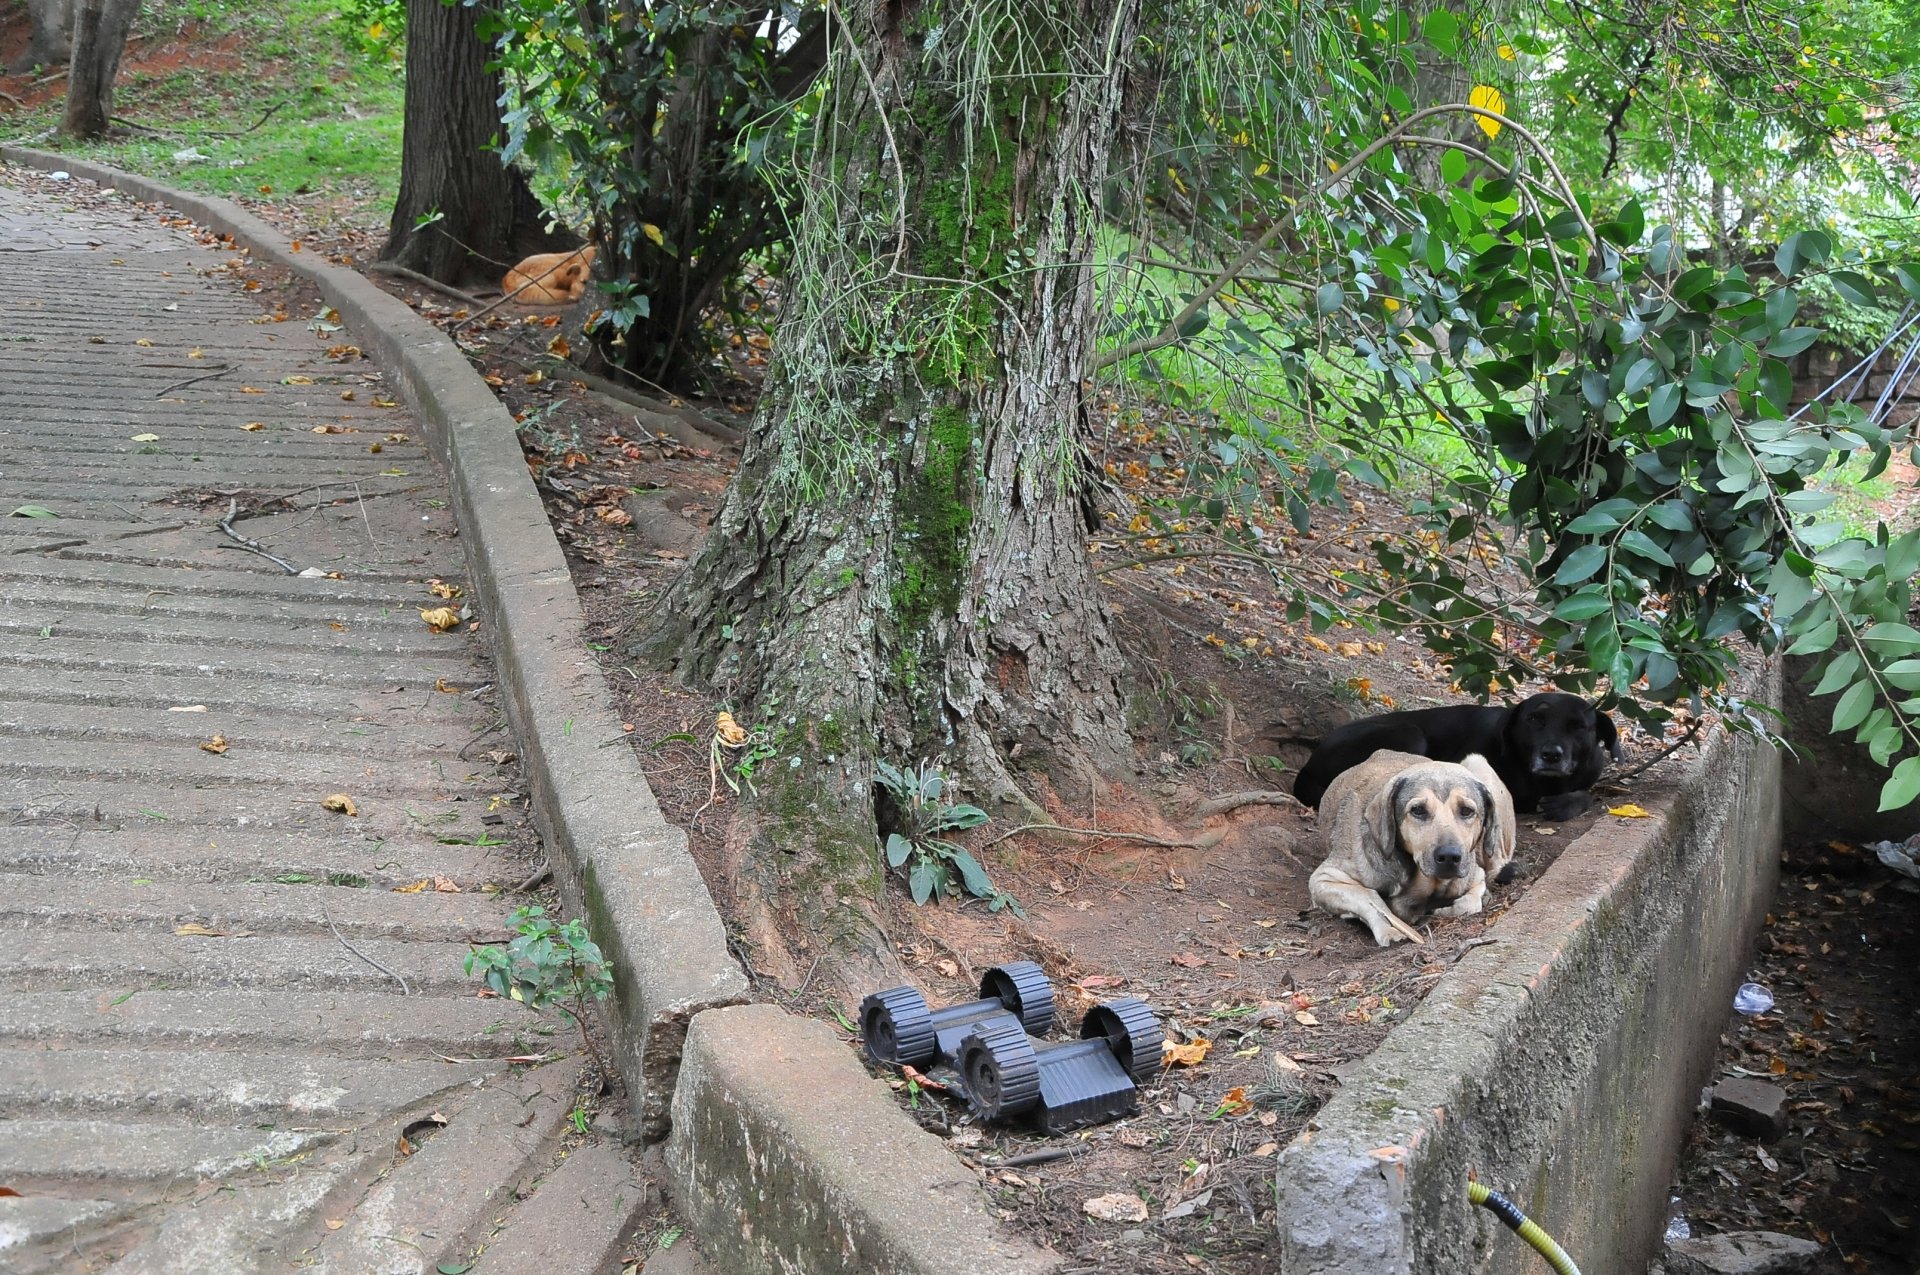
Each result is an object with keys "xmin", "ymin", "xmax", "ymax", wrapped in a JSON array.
[
  {"xmin": 1709, "ymin": 1079, "xmax": 1788, "ymax": 1141},
  {"xmin": 1665, "ymin": 1230, "xmax": 1822, "ymax": 1275},
  {"xmin": 1084, "ymin": 1193, "xmax": 1149, "ymax": 1223}
]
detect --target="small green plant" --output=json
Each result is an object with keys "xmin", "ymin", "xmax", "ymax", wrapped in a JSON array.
[
  {"xmin": 873, "ymin": 761, "xmax": 1022, "ymax": 915},
  {"xmin": 465, "ymin": 907, "xmax": 615, "ymax": 1087}
]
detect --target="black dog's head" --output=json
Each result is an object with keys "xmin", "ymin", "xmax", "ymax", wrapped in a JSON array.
[{"xmin": 1504, "ymin": 693, "xmax": 1621, "ymax": 783}]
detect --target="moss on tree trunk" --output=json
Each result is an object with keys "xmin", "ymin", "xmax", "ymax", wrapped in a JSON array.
[{"xmin": 644, "ymin": 0, "xmax": 1143, "ymax": 995}]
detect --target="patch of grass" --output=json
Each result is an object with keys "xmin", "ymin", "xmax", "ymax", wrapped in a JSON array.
[
  {"xmin": 1815, "ymin": 453, "xmax": 1902, "ymax": 538},
  {"xmin": 6, "ymin": 0, "xmax": 403, "ymax": 212}
]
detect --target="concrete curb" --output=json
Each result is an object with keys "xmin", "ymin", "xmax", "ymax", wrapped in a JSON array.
[
  {"xmin": 1275, "ymin": 663, "xmax": 1784, "ymax": 1274},
  {"xmin": 0, "ymin": 147, "xmax": 750, "ymax": 1139},
  {"xmin": 669, "ymin": 1004, "xmax": 1062, "ymax": 1275}
]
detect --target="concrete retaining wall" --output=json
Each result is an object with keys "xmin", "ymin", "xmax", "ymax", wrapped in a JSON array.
[{"xmin": 1277, "ymin": 664, "xmax": 1782, "ymax": 1274}]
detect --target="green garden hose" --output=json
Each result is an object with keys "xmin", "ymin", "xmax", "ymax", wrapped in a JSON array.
[{"xmin": 1468, "ymin": 1181, "xmax": 1583, "ymax": 1275}]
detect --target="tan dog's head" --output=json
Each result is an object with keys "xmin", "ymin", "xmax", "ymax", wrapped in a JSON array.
[{"xmin": 1362, "ymin": 758, "xmax": 1512, "ymax": 883}]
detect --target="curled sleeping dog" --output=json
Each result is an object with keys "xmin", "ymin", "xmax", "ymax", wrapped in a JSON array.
[
  {"xmin": 1291, "ymin": 691, "xmax": 1621, "ymax": 820},
  {"xmin": 1310, "ymin": 750, "xmax": 1516, "ymax": 946}
]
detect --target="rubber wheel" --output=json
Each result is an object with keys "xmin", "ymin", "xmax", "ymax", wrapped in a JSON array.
[
  {"xmin": 1082, "ymin": 997, "xmax": 1163, "ymax": 1083},
  {"xmin": 979, "ymin": 960, "xmax": 1055, "ymax": 1036},
  {"xmin": 860, "ymin": 986, "xmax": 936, "ymax": 1067},
  {"xmin": 958, "ymin": 1021, "xmax": 1042, "ymax": 1121}
]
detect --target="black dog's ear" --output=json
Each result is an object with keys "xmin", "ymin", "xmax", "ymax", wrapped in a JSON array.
[{"xmin": 1594, "ymin": 708, "xmax": 1624, "ymax": 763}]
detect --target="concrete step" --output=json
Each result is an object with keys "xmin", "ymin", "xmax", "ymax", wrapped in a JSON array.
[
  {"xmin": 0, "ymin": 699, "xmax": 491, "ymax": 760},
  {"xmin": 0, "ymin": 736, "xmax": 496, "ymax": 796},
  {"xmin": 0, "ymin": 603, "xmax": 464, "ymax": 659},
  {"xmin": 0, "ymin": 555, "xmax": 462, "ymax": 607},
  {"xmin": 0, "ymin": 1118, "xmax": 338, "ymax": 1185},
  {"xmin": 0, "ymin": 1195, "xmax": 137, "ymax": 1275},
  {"xmin": 0, "ymin": 572, "xmax": 444, "ymax": 631},
  {"xmin": 6, "ymin": 927, "xmax": 483, "ymax": 996},
  {"xmin": 0, "ymin": 874, "xmax": 518, "ymax": 943},
  {"xmin": 0, "ymin": 825, "xmax": 520, "ymax": 889},
  {"xmin": 303, "ymin": 1060, "xmax": 585, "ymax": 1275},
  {"xmin": 0, "ymin": 630, "xmax": 474, "ymax": 689},
  {"xmin": 0, "ymin": 990, "xmax": 547, "ymax": 1056},
  {"xmin": 0, "ymin": 1046, "xmax": 504, "ymax": 1121},
  {"xmin": 470, "ymin": 1136, "xmax": 648, "ymax": 1275},
  {"xmin": 0, "ymin": 776, "xmax": 508, "ymax": 836}
]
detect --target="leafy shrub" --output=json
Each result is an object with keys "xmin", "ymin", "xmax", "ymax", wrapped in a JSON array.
[{"xmin": 873, "ymin": 760, "xmax": 1022, "ymax": 914}]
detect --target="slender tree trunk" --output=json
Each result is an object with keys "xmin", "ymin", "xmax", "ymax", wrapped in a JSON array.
[
  {"xmin": 645, "ymin": 0, "xmax": 1142, "ymax": 995},
  {"xmin": 381, "ymin": 0, "xmax": 567, "ymax": 286},
  {"xmin": 10, "ymin": 0, "xmax": 73, "ymax": 75},
  {"xmin": 59, "ymin": 0, "xmax": 138, "ymax": 140}
]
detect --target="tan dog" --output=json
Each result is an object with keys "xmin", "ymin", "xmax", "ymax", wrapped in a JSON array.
[
  {"xmin": 1309, "ymin": 749, "xmax": 1515, "ymax": 946},
  {"xmin": 502, "ymin": 245, "xmax": 597, "ymax": 305}
]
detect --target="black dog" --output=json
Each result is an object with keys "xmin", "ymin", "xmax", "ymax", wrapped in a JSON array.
[{"xmin": 1291, "ymin": 693, "xmax": 1622, "ymax": 822}]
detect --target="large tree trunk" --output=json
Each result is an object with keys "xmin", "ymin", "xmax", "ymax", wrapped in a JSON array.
[
  {"xmin": 381, "ymin": 0, "xmax": 567, "ymax": 286},
  {"xmin": 58, "ymin": 0, "xmax": 138, "ymax": 140},
  {"xmin": 645, "ymin": 0, "xmax": 1142, "ymax": 995},
  {"xmin": 9, "ymin": 0, "xmax": 73, "ymax": 75}
]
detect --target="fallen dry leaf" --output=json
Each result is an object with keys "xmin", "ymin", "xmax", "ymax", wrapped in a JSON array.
[
  {"xmin": 394, "ymin": 879, "xmax": 432, "ymax": 894},
  {"xmin": 134, "ymin": 338, "xmax": 154, "ymax": 347},
  {"xmin": 1117, "ymin": 1125, "xmax": 1152, "ymax": 1148},
  {"xmin": 1216, "ymin": 1086, "xmax": 1253, "ymax": 1116},
  {"xmin": 1163, "ymin": 1039, "xmax": 1211, "ymax": 1067},
  {"xmin": 1170, "ymin": 951, "xmax": 1208, "ymax": 969},
  {"xmin": 1295, "ymin": 1010, "xmax": 1321, "ymax": 1027},
  {"xmin": 321, "ymin": 793, "xmax": 358, "ymax": 816},
  {"xmin": 174, "ymin": 923, "xmax": 225, "ymax": 936},
  {"xmin": 1080, "ymin": 975, "xmax": 1127, "ymax": 989},
  {"xmin": 1608, "ymin": 803, "xmax": 1653, "ymax": 819},
  {"xmin": 715, "ymin": 711, "xmax": 749, "ymax": 747},
  {"xmin": 167, "ymin": 704, "xmax": 209, "ymax": 713},
  {"xmin": 1253, "ymin": 1142, "xmax": 1279, "ymax": 1157},
  {"xmin": 433, "ymin": 877, "xmax": 461, "ymax": 893},
  {"xmin": 284, "ymin": 375, "xmax": 315, "ymax": 386},
  {"xmin": 200, "ymin": 734, "xmax": 229, "ymax": 755},
  {"xmin": 428, "ymin": 580, "xmax": 463, "ymax": 600},
  {"xmin": 130, "ymin": 432, "xmax": 159, "ymax": 443},
  {"xmin": 1083, "ymin": 1194, "xmax": 1150, "ymax": 1224},
  {"xmin": 420, "ymin": 607, "xmax": 463, "ymax": 633},
  {"xmin": 187, "ymin": 348, "xmax": 204, "ymax": 359},
  {"xmin": 434, "ymin": 678, "xmax": 460, "ymax": 694},
  {"xmin": 311, "ymin": 424, "xmax": 345, "ymax": 435},
  {"xmin": 1273, "ymin": 1051, "xmax": 1305, "ymax": 1074},
  {"xmin": 241, "ymin": 422, "xmax": 264, "ymax": 432},
  {"xmin": 548, "ymin": 333, "xmax": 571, "ymax": 358},
  {"xmin": 324, "ymin": 1219, "xmax": 344, "ymax": 1231}
]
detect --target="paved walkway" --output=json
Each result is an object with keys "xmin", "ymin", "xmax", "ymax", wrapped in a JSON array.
[{"xmin": 0, "ymin": 170, "xmax": 644, "ymax": 1272}]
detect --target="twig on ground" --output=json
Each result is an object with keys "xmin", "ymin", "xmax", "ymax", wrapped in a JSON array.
[
  {"xmin": 0, "ymin": 90, "xmax": 23, "ymax": 109},
  {"xmin": 512, "ymin": 864, "xmax": 552, "ymax": 894},
  {"xmin": 981, "ymin": 822, "xmax": 1213, "ymax": 851},
  {"xmin": 321, "ymin": 900, "xmax": 411, "ymax": 995},
  {"xmin": 154, "ymin": 365, "xmax": 233, "ymax": 398},
  {"xmin": 1618, "ymin": 718, "xmax": 1704, "ymax": 780},
  {"xmin": 195, "ymin": 97, "xmax": 292, "ymax": 137},
  {"xmin": 993, "ymin": 1146, "xmax": 1087, "ymax": 1168},
  {"xmin": 216, "ymin": 498, "xmax": 299, "ymax": 574},
  {"xmin": 1453, "ymin": 936, "xmax": 1500, "ymax": 962},
  {"xmin": 1193, "ymin": 789, "xmax": 1302, "ymax": 819},
  {"xmin": 551, "ymin": 362, "xmax": 746, "ymax": 448},
  {"xmin": 365, "ymin": 261, "xmax": 486, "ymax": 308}
]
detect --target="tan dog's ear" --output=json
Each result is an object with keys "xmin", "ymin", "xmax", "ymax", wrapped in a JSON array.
[
  {"xmin": 1460, "ymin": 755, "xmax": 1516, "ymax": 878},
  {"xmin": 1361, "ymin": 774, "xmax": 1406, "ymax": 863}
]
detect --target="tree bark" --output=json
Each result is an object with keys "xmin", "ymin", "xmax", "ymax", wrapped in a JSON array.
[
  {"xmin": 10, "ymin": 0, "xmax": 73, "ymax": 75},
  {"xmin": 645, "ymin": 0, "xmax": 1142, "ymax": 996},
  {"xmin": 381, "ymin": 0, "xmax": 569, "ymax": 286},
  {"xmin": 58, "ymin": 0, "xmax": 138, "ymax": 140}
]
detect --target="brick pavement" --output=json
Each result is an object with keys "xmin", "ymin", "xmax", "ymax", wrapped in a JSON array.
[{"xmin": 0, "ymin": 168, "xmax": 645, "ymax": 1273}]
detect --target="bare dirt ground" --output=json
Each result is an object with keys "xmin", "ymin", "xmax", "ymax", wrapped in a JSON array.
[{"xmin": 1663, "ymin": 837, "xmax": 1920, "ymax": 1275}]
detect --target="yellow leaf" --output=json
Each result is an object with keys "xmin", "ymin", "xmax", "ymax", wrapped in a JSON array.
[
  {"xmin": 1469, "ymin": 85, "xmax": 1507, "ymax": 137},
  {"xmin": 200, "ymin": 734, "xmax": 229, "ymax": 755},
  {"xmin": 187, "ymin": 348, "xmax": 205, "ymax": 359},
  {"xmin": 175, "ymin": 923, "xmax": 223, "ymax": 936},
  {"xmin": 1497, "ymin": 43, "xmax": 1516, "ymax": 60},
  {"xmin": 420, "ymin": 607, "xmax": 463, "ymax": 633},
  {"xmin": 241, "ymin": 422, "xmax": 264, "ymax": 432},
  {"xmin": 134, "ymin": 338, "xmax": 154, "ymax": 347},
  {"xmin": 715, "ymin": 711, "xmax": 748, "ymax": 747},
  {"xmin": 1217, "ymin": 1085, "xmax": 1252, "ymax": 1116},
  {"xmin": 284, "ymin": 375, "xmax": 315, "ymax": 386},
  {"xmin": 394, "ymin": 879, "xmax": 431, "ymax": 894},
  {"xmin": 643, "ymin": 223, "xmax": 666, "ymax": 248},
  {"xmin": 321, "ymin": 793, "xmax": 358, "ymax": 816},
  {"xmin": 428, "ymin": 580, "xmax": 463, "ymax": 599},
  {"xmin": 131, "ymin": 433, "xmax": 160, "ymax": 442},
  {"xmin": 1163, "ymin": 1038, "xmax": 1211, "ymax": 1067},
  {"xmin": 1608, "ymin": 803, "xmax": 1653, "ymax": 819},
  {"xmin": 367, "ymin": 19, "xmax": 385, "ymax": 38},
  {"xmin": 1382, "ymin": 296, "xmax": 1401, "ymax": 313}
]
